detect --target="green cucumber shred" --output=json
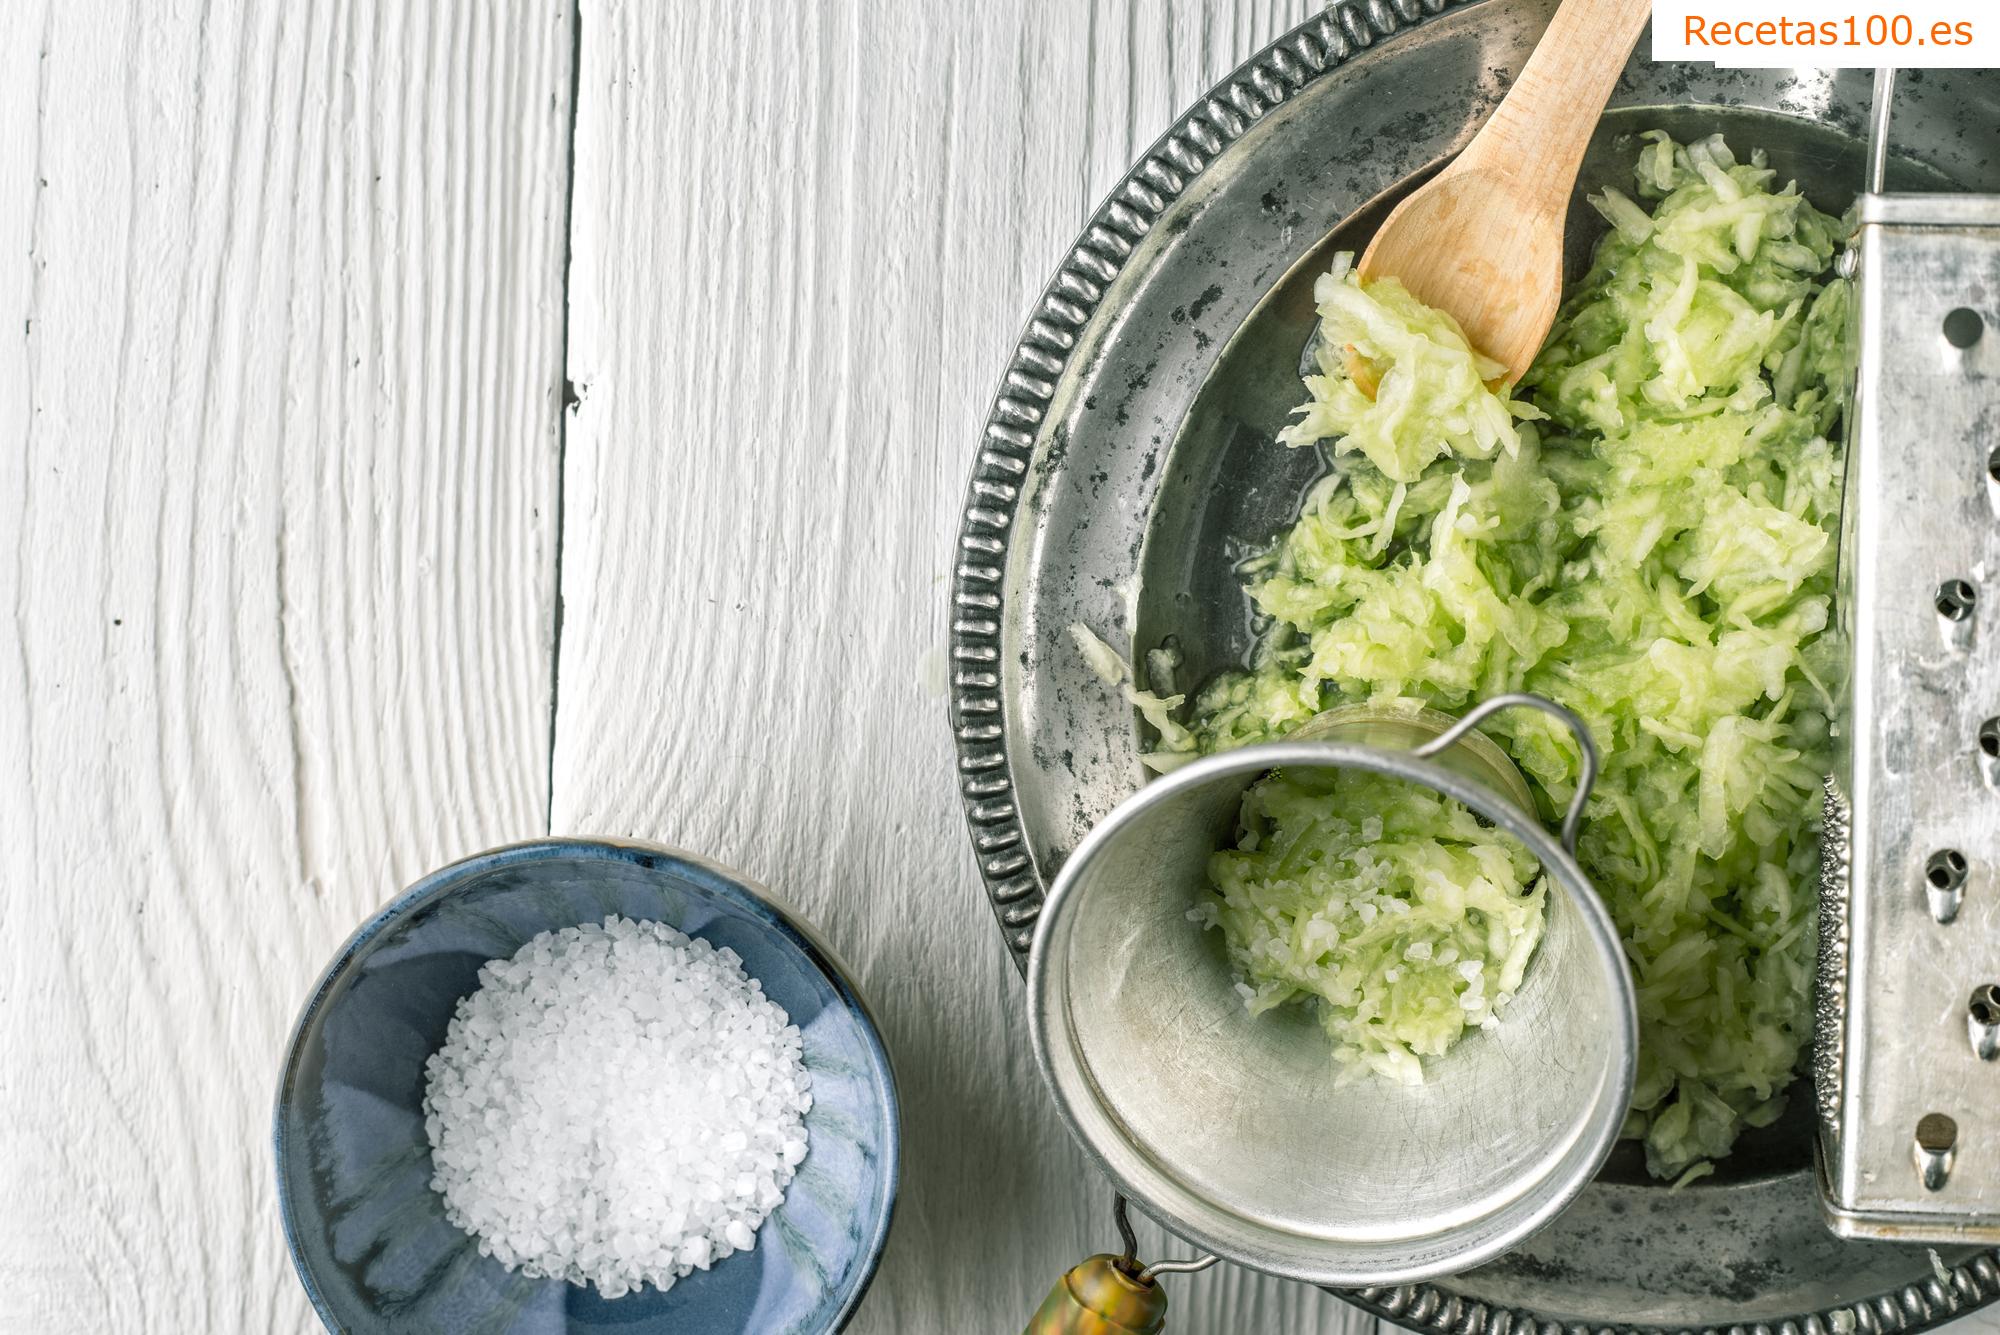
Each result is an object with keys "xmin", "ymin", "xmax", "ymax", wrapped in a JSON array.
[
  {"xmin": 1174, "ymin": 132, "xmax": 1849, "ymax": 1179},
  {"xmin": 1203, "ymin": 766, "xmax": 1544, "ymax": 1086}
]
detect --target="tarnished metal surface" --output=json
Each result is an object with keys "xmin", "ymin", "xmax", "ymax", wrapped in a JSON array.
[
  {"xmin": 951, "ymin": 0, "xmax": 2000, "ymax": 1326},
  {"xmin": 1820, "ymin": 193, "xmax": 2000, "ymax": 1244},
  {"xmin": 1027, "ymin": 700, "xmax": 1637, "ymax": 1285}
]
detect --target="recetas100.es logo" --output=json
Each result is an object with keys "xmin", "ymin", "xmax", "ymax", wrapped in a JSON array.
[{"xmin": 1654, "ymin": 2, "xmax": 1992, "ymax": 66}]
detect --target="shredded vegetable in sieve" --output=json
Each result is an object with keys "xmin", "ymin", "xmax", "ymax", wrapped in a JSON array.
[
  {"xmin": 1167, "ymin": 132, "xmax": 1850, "ymax": 1178},
  {"xmin": 1202, "ymin": 766, "xmax": 1545, "ymax": 1085}
]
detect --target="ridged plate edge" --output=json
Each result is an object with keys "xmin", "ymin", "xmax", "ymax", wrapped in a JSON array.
[
  {"xmin": 1347, "ymin": 1252, "xmax": 2000, "ymax": 1335},
  {"xmin": 944, "ymin": 2, "xmax": 2000, "ymax": 1331},
  {"xmin": 948, "ymin": 0, "xmax": 1464, "ymax": 961}
]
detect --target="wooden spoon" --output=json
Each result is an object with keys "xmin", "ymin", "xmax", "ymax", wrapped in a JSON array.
[{"xmin": 1357, "ymin": 0, "xmax": 1654, "ymax": 383}]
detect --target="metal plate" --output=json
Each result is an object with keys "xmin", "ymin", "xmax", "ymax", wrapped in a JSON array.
[{"xmin": 949, "ymin": 0, "xmax": 2000, "ymax": 1329}]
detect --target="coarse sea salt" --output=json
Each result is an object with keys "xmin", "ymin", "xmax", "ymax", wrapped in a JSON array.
[{"xmin": 422, "ymin": 915, "xmax": 812, "ymax": 1299}]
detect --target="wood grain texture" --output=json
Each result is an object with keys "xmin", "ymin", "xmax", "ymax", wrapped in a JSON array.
[
  {"xmin": 552, "ymin": 1, "xmax": 1381, "ymax": 1330},
  {"xmin": 11, "ymin": 1, "xmax": 2000, "ymax": 1332},
  {"xmin": 0, "ymin": 1, "xmax": 573, "ymax": 1329},
  {"xmin": 1358, "ymin": 0, "xmax": 1652, "ymax": 380}
]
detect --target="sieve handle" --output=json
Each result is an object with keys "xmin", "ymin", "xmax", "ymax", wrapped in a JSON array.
[
  {"xmin": 1020, "ymin": 1197, "xmax": 1216, "ymax": 1333},
  {"xmin": 1410, "ymin": 692, "xmax": 1599, "ymax": 855},
  {"xmin": 1021, "ymin": 1255, "xmax": 1175, "ymax": 1334}
]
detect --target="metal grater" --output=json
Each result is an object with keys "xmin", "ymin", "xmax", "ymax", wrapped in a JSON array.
[{"xmin": 1816, "ymin": 70, "xmax": 2000, "ymax": 1242}]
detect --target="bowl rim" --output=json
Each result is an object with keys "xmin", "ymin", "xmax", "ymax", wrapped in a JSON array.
[
  {"xmin": 1027, "ymin": 738, "xmax": 1638, "ymax": 1286},
  {"xmin": 271, "ymin": 835, "xmax": 901, "ymax": 1334}
]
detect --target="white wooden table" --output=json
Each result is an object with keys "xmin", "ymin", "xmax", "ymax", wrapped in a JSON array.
[{"xmin": 3, "ymin": 3, "xmax": 1994, "ymax": 1333}]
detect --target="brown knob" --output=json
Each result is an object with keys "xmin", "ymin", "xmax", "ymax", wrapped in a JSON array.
[{"xmin": 1023, "ymin": 1255, "xmax": 1170, "ymax": 1334}]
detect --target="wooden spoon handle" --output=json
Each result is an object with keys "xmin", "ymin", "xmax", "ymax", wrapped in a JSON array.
[{"xmin": 1462, "ymin": 0, "xmax": 1654, "ymax": 201}]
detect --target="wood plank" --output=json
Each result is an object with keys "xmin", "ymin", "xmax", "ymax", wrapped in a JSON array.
[
  {"xmin": 552, "ymin": 1, "xmax": 1379, "ymax": 1329},
  {"xmin": 0, "ymin": 1, "xmax": 573, "ymax": 1328}
]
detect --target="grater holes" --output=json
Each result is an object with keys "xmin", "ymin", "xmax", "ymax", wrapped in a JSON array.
[
  {"xmin": 1944, "ymin": 307, "xmax": 1986, "ymax": 350},
  {"xmin": 1915, "ymin": 1112, "xmax": 1958, "ymax": 1192},
  {"xmin": 1920, "ymin": 851, "xmax": 1968, "ymax": 923},
  {"xmin": 1972, "ymin": 985, "xmax": 2000, "ymax": 1028},
  {"xmin": 1926, "ymin": 850, "xmax": 1969, "ymax": 923},
  {"xmin": 1917, "ymin": 1112, "xmax": 1959, "ymax": 1151},
  {"xmin": 1972, "ymin": 986, "xmax": 2000, "ymax": 1061},
  {"xmin": 1938, "ymin": 579, "xmax": 1978, "ymax": 622},
  {"xmin": 1983, "ymin": 718, "xmax": 2000, "ymax": 759},
  {"xmin": 1928, "ymin": 850, "xmax": 1969, "ymax": 890},
  {"xmin": 1989, "ymin": 446, "xmax": 2000, "ymax": 485}
]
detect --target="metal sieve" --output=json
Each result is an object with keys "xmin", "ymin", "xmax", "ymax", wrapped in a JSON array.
[{"xmin": 1026, "ymin": 693, "xmax": 1636, "ymax": 1294}]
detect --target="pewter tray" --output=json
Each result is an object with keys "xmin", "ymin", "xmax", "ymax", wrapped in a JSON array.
[{"xmin": 949, "ymin": 0, "xmax": 2000, "ymax": 1328}]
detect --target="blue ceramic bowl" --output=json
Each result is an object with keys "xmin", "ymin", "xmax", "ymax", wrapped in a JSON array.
[{"xmin": 275, "ymin": 838, "xmax": 899, "ymax": 1334}]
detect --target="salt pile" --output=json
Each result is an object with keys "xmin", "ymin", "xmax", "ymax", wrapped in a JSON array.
[{"xmin": 422, "ymin": 916, "xmax": 812, "ymax": 1298}]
